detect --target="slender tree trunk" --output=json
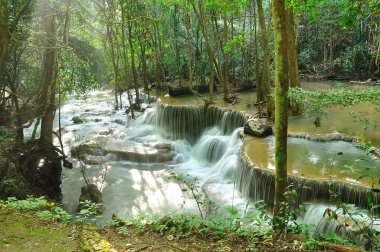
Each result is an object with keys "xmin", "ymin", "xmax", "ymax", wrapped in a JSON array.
[
  {"xmin": 272, "ymin": 0, "xmax": 289, "ymax": 238},
  {"xmin": 257, "ymin": 0, "xmax": 274, "ymax": 117},
  {"xmin": 230, "ymin": 17, "xmax": 236, "ymax": 83},
  {"xmin": 0, "ymin": 0, "xmax": 8, "ymax": 77},
  {"xmin": 210, "ymin": 12, "xmax": 222, "ymax": 85},
  {"xmin": 173, "ymin": 5, "xmax": 182, "ymax": 86},
  {"xmin": 222, "ymin": 12, "xmax": 229, "ymax": 100},
  {"xmin": 119, "ymin": 0, "xmax": 134, "ymax": 118},
  {"xmin": 106, "ymin": 25, "xmax": 119, "ymax": 109},
  {"xmin": 128, "ymin": 21, "xmax": 140, "ymax": 108},
  {"xmin": 141, "ymin": 41, "xmax": 149, "ymax": 91},
  {"xmin": 253, "ymin": 0, "xmax": 261, "ymax": 117},
  {"xmin": 153, "ymin": 21, "xmax": 162, "ymax": 90},
  {"xmin": 285, "ymin": 9, "xmax": 301, "ymax": 115},
  {"xmin": 192, "ymin": 0, "xmax": 215, "ymax": 102},
  {"xmin": 40, "ymin": 2, "xmax": 58, "ymax": 145},
  {"xmin": 185, "ymin": 4, "xmax": 193, "ymax": 91}
]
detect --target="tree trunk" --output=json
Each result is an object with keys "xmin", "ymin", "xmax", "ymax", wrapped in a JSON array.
[
  {"xmin": 285, "ymin": 9, "xmax": 301, "ymax": 115},
  {"xmin": 119, "ymin": 0, "xmax": 134, "ymax": 118},
  {"xmin": 0, "ymin": 0, "xmax": 8, "ymax": 78},
  {"xmin": 272, "ymin": 0, "xmax": 289, "ymax": 238},
  {"xmin": 106, "ymin": 25, "xmax": 119, "ymax": 109},
  {"xmin": 128, "ymin": 21, "xmax": 140, "ymax": 108},
  {"xmin": 222, "ymin": 12, "xmax": 229, "ymax": 100},
  {"xmin": 40, "ymin": 2, "xmax": 58, "ymax": 145},
  {"xmin": 192, "ymin": 0, "xmax": 215, "ymax": 102},
  {"xmin": 185, "ymin": 3, "xmax": 193, "ymax": 91},
  {"xmin": 253, "ymin": 0, "xmax": 261, "ymax": 117},
  {"xmin": 257, "ymin": 0, "xmax": 274, "ymax": 117}
]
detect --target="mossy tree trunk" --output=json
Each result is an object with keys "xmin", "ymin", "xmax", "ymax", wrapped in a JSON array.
[
  {"xmin": 0, "ymin": 0, "xmax": 8, "ymax": 78},
  {"xmin": 40, "ymin": 1, "xmax": 58, "ymax": 145},
  {"xmin": 223, "ymin": 12, "xmax": 229, "ymax": 101},
  {"xmin": 272, "ymin": 0, "xmax": 289, "ymax": 238},
  {"xmin": 285, "ymin": 9, "xmax": 301, "ymax": 115},
  {"xmin": 257, "ymin": 0, "xmax": 274, "ymax": 118},
  {"xmin": 185, "ymin": 1, "xmax": 193, "ymax": 91}
]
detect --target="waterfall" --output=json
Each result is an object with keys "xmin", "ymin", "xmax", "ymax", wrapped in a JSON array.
[
  {"xmin": 156, "ymin": 103, "xmax": 247, "ymax": 144},
  {"xmin": 236, "ymin": 154, "xmax": 380, "ymax": 209}
]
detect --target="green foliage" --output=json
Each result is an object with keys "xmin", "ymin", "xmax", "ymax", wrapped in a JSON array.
[
  {"xmin": 169, "ymin": 172, "xmax": 212, "ymax": 219},
  {"xmin": 0, "ymin": 126, "xmax": 14, "ymax": 142},
  {"xmin": 0, "ymin": 179, "xmax": 25, "ymax": 194},
  {"xmin": 76, "ymin": 200, "xmax": 103, "ymax": 223},
  {"xmin": 272, "ymin": 184, "xmax": 305, "ymax": 236},
  {"xmin": 4, "ymin": 196, "xmax": 74, "ymax": 223},
  {"xmin": 288, "ymin": 87, "xmax": 380, "ymax": 114},
  {"xmin": 111, "ymin": 202, "xmax": 271, "ymax": 240}
]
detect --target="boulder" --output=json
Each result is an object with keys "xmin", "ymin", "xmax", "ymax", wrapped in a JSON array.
[
  {"xmin": 244, "ymin": 120, "xmax": 273, "ymax": 138},
  {"xmin": 72, "ymin": 116, "xmax": 84, "ymax": 124}
]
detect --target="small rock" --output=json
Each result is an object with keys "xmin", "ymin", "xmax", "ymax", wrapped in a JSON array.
[
  {"xmin": 244, "ymin": 120, "xmax": 273, "ymax": 138},
  {"xmin": 113, "ymin": 119, "xmax": 125, "ymax": 125},
  {"xmin": 99, "ymin": 129, "xmax": 114, "ymax": 136},
  {"xmin": 155, "ymin": 143, "xmax": 172, "ymax": 151},
  {"xmin": 94, "ymin": 118, "xmax": 102, "ymax": 122},
  {"xmin": 72, "ymin": 116, "xmax": 83, "ymax": 124}
]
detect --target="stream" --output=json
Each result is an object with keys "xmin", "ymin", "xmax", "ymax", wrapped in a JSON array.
[{"xmin": 27, "ymin": 87, "xmax": 379, "ymax": 235}]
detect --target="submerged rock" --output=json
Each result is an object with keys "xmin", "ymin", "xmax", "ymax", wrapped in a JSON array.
[
  {"xmin": 72, "ymin": 116, "xmax": 84, "ymax": 124},
  {"xmin": 99, "ymin": 129, "xmax": 114, "ymax": 136},
  {"xmin": 244, "ymin": 120, "xmax": 272, "ymax": 138},
  {"xmin": 155, "ymin": 143, "xmax": 172, "ymax": 151}
]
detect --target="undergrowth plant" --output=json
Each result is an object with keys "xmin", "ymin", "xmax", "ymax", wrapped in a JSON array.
[
  {"xmin": 0, "ymin": 196, "xmax": 103, "ymax": 225},
  {"xmin": 323, "ymin": 148, "xmax": 380, "ymax": 251}
]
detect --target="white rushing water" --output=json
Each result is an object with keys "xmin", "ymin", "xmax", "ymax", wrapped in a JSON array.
[
  {"xmin": 31, "ymin": 90, "xmax": 377, "ymax": 239},
  {"xmin": 47, "ymin": 91, "xmax": 247, "ymax": 217}
]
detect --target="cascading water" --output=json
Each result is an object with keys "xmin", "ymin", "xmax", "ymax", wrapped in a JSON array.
[
  {"xmin": 43, "ymin": 90, "xmax": 378, "ymax": 241},
  {"xmin": 55, "ymin": 91, "xmax": 248, "ymax": 218}
]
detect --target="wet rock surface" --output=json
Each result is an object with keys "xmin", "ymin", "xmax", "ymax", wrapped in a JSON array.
[
  {"xmin": 71, "ymin": 141, "xmax": 174, "ymax": 164},
  {"xmin": 244, "ymin": 119, "xmax": 273, "ymax": 138},
  {"xmin": 72, "ymin": 116, "xmax": 84, "ymax": 124}
]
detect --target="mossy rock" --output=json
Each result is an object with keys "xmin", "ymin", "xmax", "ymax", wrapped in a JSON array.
[{"xmin": 80, "ymin": 225, "xmax": 117, "ymax": 252}]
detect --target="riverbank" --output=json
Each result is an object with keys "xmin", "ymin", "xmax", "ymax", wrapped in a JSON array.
[{"xmin": 0, "ymin": 201, "xmax": 356, "ymax": 252}]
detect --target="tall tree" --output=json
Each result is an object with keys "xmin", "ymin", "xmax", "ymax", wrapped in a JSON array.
[
  {"xmin": 40, "ymin": 0, "xmax": 58, "ymax": 145},
  {"xmin": 191, "ymin": 0, "xmax": 215, "ymax": 102},
  {"xmin": 272, "ymin": 0, "xmax": 289, "ymax": 238},
  {"xmin": 0, "ymin": 0, "xmax": 8, "ymax": 77},
  {"xmin": 285, "ymin": 9, "xmax": 301, "ymax": 115},
  {"xmin": 257, "ymin": 0, "xmax": 274, "ymax": 117}
]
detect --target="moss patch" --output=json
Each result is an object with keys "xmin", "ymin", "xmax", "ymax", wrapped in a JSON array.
[{"xmin": 0, "ymin": 210, "xmax": 79, "ymax": 252}]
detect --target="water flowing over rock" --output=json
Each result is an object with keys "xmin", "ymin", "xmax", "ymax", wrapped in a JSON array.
[
  {"xmin": 156, "ymin": 103, "xmax": 248, "ymax": 144},
  {"xmin": 236, "ymin": 153, "xmax": 380, "ymax": 210},
  {"xmin": 72, "ymin": 141, "xmax": 174, "ymax": 164},
  {"xmin": 288, "ymin": 132, "xmax": 360, "ymax": 143}
]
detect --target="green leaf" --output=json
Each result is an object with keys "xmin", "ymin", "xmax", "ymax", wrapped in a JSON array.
[{"xmin": 368, "ymin": 192, "xmax": 374, "ymax": 205}]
